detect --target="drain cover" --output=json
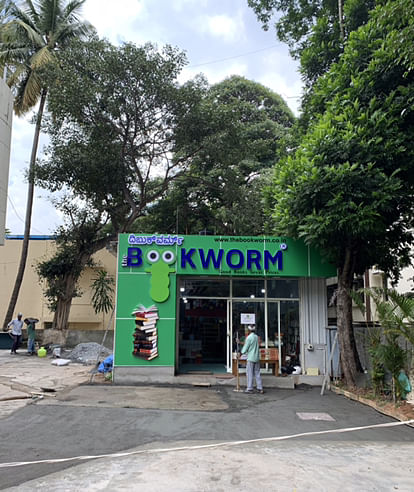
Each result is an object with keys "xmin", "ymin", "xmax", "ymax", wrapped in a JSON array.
[{"xmin": 296, "ymin": 412, "xmax": 335, "ymax": 421}]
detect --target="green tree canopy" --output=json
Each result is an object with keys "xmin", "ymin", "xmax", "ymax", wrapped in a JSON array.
[
  {"xmin": 268, "ymin": 0, "xmax": 414, "ymax": 385},
  {"xmin": 37, "ymin": 38, "xmax": 208, "ymax": 229},
  {"xmin": 248, "ymin": 0, "xmax": 376, "ymax": 88},
  {"xmin": 0, "ymin": 0, "xmax": 93, "ymax": 114},
  {"xmin": 138, "ymin": 75, "xmax": 295, "ymax": 235},
  {"xmin": 34, "ymin": 38, "xmax": 210, "ymax": 331}
]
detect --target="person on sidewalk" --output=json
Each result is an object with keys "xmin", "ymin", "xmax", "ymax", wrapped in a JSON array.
[
  {"xmin": 7, "ymin": 313, "xmax": 23, "ymax": 354},
  {"xmin": 241, "ymin": 325, "xmax": 264, "ymax": 394},
  {"xmin": 24, "ymin": 318, "xmax": 36, "ymax": 355}
]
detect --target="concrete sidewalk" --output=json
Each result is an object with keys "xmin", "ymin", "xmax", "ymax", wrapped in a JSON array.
[{"xmin": 0, "ymin": 350, "xmax": 91, "ymax": 418}]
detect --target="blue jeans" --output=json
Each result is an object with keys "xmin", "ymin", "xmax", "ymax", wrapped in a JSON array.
[
  {"xmin": 27, "ymin": 337, "xmax": 35, "ymax": 353},
  {"xmin": 246, "ymin": 360, "xmax": 263, "ymax": 391}
]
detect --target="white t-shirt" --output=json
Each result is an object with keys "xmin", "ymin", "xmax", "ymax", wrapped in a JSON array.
[{"xmin": 8, "ymin": 319, "xmax": 23, "ymax": 335}]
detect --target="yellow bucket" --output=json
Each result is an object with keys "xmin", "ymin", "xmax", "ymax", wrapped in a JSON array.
[{"xmin": 37, "ymin": 347, "xmax": 47, "ymax": 358}]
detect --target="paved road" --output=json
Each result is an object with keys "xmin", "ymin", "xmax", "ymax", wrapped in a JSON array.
[
  {"xmin": 0, "ymin": 384, "xmax": 413, "ymax": 490},
  {"xmin": 5, "ymin": 440, "xmax": 414, "ymax": 492}
]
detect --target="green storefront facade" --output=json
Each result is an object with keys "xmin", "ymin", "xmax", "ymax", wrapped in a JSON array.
[{"xmin": 113, "ymin": 234, "xmax": 336, "ymax": 383}]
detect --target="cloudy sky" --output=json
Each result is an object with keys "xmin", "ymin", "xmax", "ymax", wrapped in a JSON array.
[{"xmin": 6, "ymin": 0, "xmax": 301, "ymax": 235}]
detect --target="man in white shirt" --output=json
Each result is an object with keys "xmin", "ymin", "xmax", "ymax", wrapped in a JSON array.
[{"xmin": 8, "ymin": 313, "xmax": 23, "ymax": 354}]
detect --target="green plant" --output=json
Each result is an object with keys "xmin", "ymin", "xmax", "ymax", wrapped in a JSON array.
[
  {"xmin": 351, "ymin": 289, "xmax": 384, "ymax": 396},
  {"xmin": 364, "ymin": 288, "xmax": 414, "ymax": 346},
  {"xmin": 377, "ymin": 337, "xmax": 407, "ymax": 402},
  {"xmin": 90, "ymin": 270, "xmax": 115, "ymax": 315},
  {"xmin": 363, "ymin": 287, "xmax": 413, "ymax": 401},
  {"xmin": 368, "ymin": 342, "xmax": 385, "ymax": 397}
]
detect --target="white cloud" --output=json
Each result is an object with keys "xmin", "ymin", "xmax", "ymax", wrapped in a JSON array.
[
  {"xmin": 83, "ymin": 0, "xmax": 149, "ymax": 45},
  {"xmin": 171, "ymin": 0, "xmax": 208, "ymax": 12},
  {"xmin": 258, "ymin": 72, "xmax": 302, "ymax": 116},
  {"xmin": 257, "ymin": 52, "xmax": 302, "ymax": 115},
  {"xmin": 179, "ymin": 61, "xmax": 248, "ymax": 86},
  {"xmin": 196, "ymin": 12, "xmax": 245, "ymax": 43}
]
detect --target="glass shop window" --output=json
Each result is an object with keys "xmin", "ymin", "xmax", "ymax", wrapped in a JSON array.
[
  {"xmin": 232, "ymin": 279, "xmax": 265, "ymax": 299},
  {"xmin": 179, "ymin": 278, "xmax": 230, "ymax": 298},
  {"xmin": 267, "ymin": 279, "xmax": 299, "ymax": 299}
]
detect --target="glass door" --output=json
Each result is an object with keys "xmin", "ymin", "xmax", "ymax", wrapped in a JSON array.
[
  {"xmin": 268, "ymin": 300, "xmax": 301, "ymax": 371},
  {"xmin": 268, "ymin": 301, "xmax": 281, "ymax": 373},
  {"xmin": 179, "ymin": 298, "xmax": 227, "ymax": 373},
  {"xmin": 230, "ymin": 300, "xmax": 265, "ymax": 372},
  {"xmin": 267, "ymin": 302, "xmax": 280, "ymax": 348},
  {"xmin": 226, "ymin": 299, "xmax": 231, "ymax": 371}
]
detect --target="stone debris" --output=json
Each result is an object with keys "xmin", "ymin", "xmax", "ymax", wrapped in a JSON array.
[{"xmin": 67, "ymin": 343, "xmax": 112, "ymax": 365}]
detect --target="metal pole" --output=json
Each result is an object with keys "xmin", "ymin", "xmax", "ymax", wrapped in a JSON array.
[
  {"xmin": 234, "ymin": 330, "xmax": 242, "ymax": 392},
  {"xmin": 321, "ymin": 330, "xmax": 338, "ymax": 396}
]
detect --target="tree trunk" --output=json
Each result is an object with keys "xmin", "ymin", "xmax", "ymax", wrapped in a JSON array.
[
  {"xmin": 52, "ymin": 273, "xmax": 79, "ymax": 332},
  {"xmin": 49, "ymin": 241, "xmax": 110, "ymax": 334},
  {"xmin": 338, "ymin": 0, "xmax": 345, "ymax": 41},
  {"xmin": 336, "ymin": 248, "xmax": 358, "ymax": 387},
  {"xmin": 2, "ymin": 89, "xmax": 47, "ymax": 329},
  {"xmin": 350, "ymin": 317, "xmax": 364, "ymax": 373}
]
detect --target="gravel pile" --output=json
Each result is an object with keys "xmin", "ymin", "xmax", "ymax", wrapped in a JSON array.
[{"xmin": 67, "ymin": 342, "xmax": 112, "ymax": 365}]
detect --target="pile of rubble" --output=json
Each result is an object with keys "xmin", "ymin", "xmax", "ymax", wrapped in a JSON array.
[{"xmin": 67, "ymin": 342, "xmax": 112, "ymax": 365}]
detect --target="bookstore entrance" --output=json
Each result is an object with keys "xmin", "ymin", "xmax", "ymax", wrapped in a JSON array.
[
  {"xmin": 177, "ymin": 277, "xmax": 301, "ymax": 375},
  {"xmin": 114, "ymin": 233, "xmax": 335, "ymax": 383},
  {"xmin": 178, "ymin": 298, "xmax": 228, "ymax": 373}
]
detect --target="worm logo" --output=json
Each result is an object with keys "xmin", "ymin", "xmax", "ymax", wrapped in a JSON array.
[
  {"xmin": 122, "ymin": 247, "xmax": 176, "ymax": 303},
  {"xmin": 145, "ymin": 250, "xmax": 176, "ymax": 302}
]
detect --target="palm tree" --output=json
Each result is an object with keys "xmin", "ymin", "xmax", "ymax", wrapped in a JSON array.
[{"xmin": 0, "ymin": 1, "xmax": 94, "ymax": 329}]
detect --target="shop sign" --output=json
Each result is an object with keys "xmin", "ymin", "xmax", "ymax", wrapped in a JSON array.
[
  {"xmin": 241, "ymin": 313, "xmax": 255, "ymax": 324},
  {"xmin": 128, "ymin": 234, "xmax": 184, "ymax": 246},
  {"xmin": 119, "ymin": 234, "xmax": 336, "ymax": 279},
  {"xmin": 123, "ymin": 246, "xmax": 285, "ymax": 271},
  {"xmin": 180, "ymin": 247, "xmax": 284, "ymax": 271}
]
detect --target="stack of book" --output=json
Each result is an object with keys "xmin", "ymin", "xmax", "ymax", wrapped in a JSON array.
[{"xmin": 132, "ymin": 305, "xmax": 159, "ymax": 361}]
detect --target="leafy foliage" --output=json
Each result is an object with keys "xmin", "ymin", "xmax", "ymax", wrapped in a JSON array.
[
  {"xmin": 363, "ymin": 287, "xmax": 414, "ymax": 400},
  {"xmin": 90, "ymin": 270, "xmax": 115, "ymax": 316},
  {"xmin": 36, "ymin": 38, "xmax": 207, "ymax": 232},
  {"xmin": 353, "ymin": 286, "xmax": 413, "ymax": 399},
  {"xmin": 137, "ymin": 75, "xmax": 295, "ymax": 235},
  {"xmin": 0, "ymin": 0, "xmax": 94, "ymax": 114},
  {"xmin": 34, "ymin": 38, "xmax": 210, "ymax": 330},
  {"xmin": 36, "ymin": 246, "xmax": 84, "ymax": 312},
  {"xmin": 35, "ymin": 200, "xmax": 117, "ymax": 330},
  {"xmin": 247, "ymin": 0, "xmax": 376, "ymax": 88},
  {"xmin": 264, "ymin": 0, "xmax": 414, "ymax": 386},
  {"xmin": 270, "ymin": 0, "xmax": 414, "ymax": 279},
  {"xmin": 350, "ymin": 289, "xmax": 384, "ymax": 395},
  {"xmin": 365, "ymin": 289, "xmax": 414, "ymax": 347},
  {"xmin": 35, "ymin": 207, "xmax": 102, "ymax": 312}
]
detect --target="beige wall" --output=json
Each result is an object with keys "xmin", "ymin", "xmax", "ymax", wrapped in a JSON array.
[{"xmin": 0, "ymin": 238, "xmax": 116, "ymax": 331}]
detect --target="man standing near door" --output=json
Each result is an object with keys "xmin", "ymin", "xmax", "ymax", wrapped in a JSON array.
[{"xmin": 241, "ymin": 325, "xmax": 264, "ymax": 394}]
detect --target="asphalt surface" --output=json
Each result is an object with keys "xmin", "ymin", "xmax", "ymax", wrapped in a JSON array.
[{"xmin": 0, "ymin": 384, "xmax": 413, "ymax": 490}]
